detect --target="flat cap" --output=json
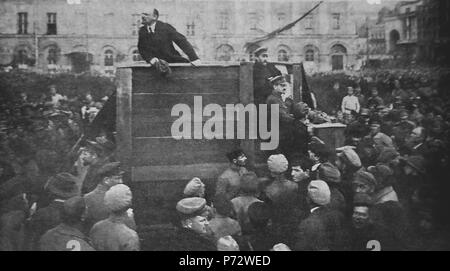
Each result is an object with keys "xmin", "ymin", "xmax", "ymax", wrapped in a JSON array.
[{"xmin": 268, "ymin": 75, "xmax": 286, "ymax": 86}]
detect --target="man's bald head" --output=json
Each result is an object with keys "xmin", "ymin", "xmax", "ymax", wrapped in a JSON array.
[{"xmin": 142, "ymin": 9, "xmax": 159, "ymax": 25}]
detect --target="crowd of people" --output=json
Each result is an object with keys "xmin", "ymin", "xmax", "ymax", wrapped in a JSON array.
[{"xmin": 1, "ymin": 66, "xmax": 450, "ymax": 251}]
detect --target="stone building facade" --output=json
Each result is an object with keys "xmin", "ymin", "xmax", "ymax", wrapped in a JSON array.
[
  {"xmin": 0, "ymin": 0, "xmax": 374, "ymax": 75},
  {"xmin": 383, "ymin": 0, "xmax": 421, "ymax": 61}
]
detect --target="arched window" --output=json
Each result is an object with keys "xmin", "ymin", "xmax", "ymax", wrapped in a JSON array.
[
  {"xmin": 47, "ymin": 48, "xmax": 58, "ymax": 64},
  {"xmin": 104, "ymin": 49, "xmax": 114, "ymax": 66},
  {"xmin": 330, "ymin": 44, "xmax": 347, "ymax": 71},
  {"xmin": 132, "ymin": 49, "xmax": 142, "ymax": 62},
  {"xmin": 305, "ymin": 49, "xmax": 315, "ymax": 62},
  {"xmin": 216, "ymin": 44, "xmax": 234, "ymax": 62},
  {"xmin": 330, "ymin": 44, "xmax": 347, "ymax": 55},
  {"xmin": 278, "ymin": 49, "xmax": 289, "ymax": 62},
  {"xmin": 17, "ymin": 49, "xmax": 28, "ymax": 64}
]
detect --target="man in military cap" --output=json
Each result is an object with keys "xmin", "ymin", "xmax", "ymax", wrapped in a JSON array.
[
  {"xmin": 369, "ymin": 118, "xmax": 394, "ymax": 153},
  {"xmin": 172, "ymin": 197, "xmax": 217, "ymax": 251},
  {"xmin": 90, "ymin": 184, "xmax": 139, "ymax": 251},
  {"xmin": 84, "ymin": 162, "xmax": 135, "ymax": 232},
  {"xmin": 39, "ymin": 196, "xmax": 95, "ymax": 251},
  {"xmin": 392, "ymin": 110, "xmax": 416, "ymax": 154},
  {"xmin": 253, "ymin": 47, "xmax": 282, "ymax": 105},
  {"xmin": 77, "ymin": 139, "xmax": 113, "ymax": 194},
  {"xmin": 138, "ymin": 9, "xmax": 201, "ymax": 65}
]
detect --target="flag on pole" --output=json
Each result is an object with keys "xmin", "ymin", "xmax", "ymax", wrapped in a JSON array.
[
  {"xmin": 246, "ymin": 1, "xmax": 323, "ymax": 47},
  {"xmin": 300, "ymin": 63, "xmax": 315, "ymax": 110}
]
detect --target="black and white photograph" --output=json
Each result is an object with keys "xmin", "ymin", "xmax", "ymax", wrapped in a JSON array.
[{"xmin": 0, "ymin": 0, "xmax": 450, "ymax": 253}]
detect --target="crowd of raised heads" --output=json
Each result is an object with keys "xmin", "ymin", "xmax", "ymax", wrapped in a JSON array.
[{"xmin": 1, "ymin": 70, "xmax": 450, "ymax": 251}]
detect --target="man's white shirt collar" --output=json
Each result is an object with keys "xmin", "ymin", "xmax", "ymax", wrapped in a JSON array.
[
  {"xmin": 147, "ymin": 22, "xmax": 156, "ymax": 33},
  {"xmin": 310, "ymin": 207, "xmax": 320, "ymax": 213}
]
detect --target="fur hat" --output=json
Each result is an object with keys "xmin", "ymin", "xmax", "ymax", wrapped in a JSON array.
[
  {"xmin": 176, "ymin": 197, "xmax": 206, "ymax": 216},
  {"xmin": 217, "ymin": 236, "xmax": 240, "ymax": 251},
  {"xmin": 267, "ymin": 154, "xmax": 289, "ymax": 173},
  {"xmin": 104, "ymin": 184, "xmax": 133, "ymax": 212},
  {"xmin": 353, "ymin": 170, "xmax": 377, "ymax": 188},
  {"xmin": 308, "ymin": 180, "xmax": 331, "ymax": 206},
  {"xmin": 318, "ymin": 163, "xmax": 341, "ymax": 183},
  {"xmin": 183, "ymin": 177, "xmax": 205, "ymax": 197},
  {"xmin": 337, "ymin": 146, "xmax": 362, "ymax": 168},
  {"xmin": 377, "ymin": 148, "xmax": 399, "ymax": 164},
  {"xmin": 45, "ymin": 173, "xmax": 80, "ymax": 200}
]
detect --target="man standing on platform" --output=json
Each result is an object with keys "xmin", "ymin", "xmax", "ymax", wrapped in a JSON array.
[
  {"xmin": 138, "ymin": 9, "xmax": 201, "ymax": 65},
  {"xmin": 253, "ymin": 47, "xmax": 282, "ymax": 105}
]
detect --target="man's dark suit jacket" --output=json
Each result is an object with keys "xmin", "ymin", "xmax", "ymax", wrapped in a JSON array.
[
  {"xmin": 138, "ymin": 21, "xmax": 199, "ymax": 64},
  {"xmin": 253, "ymin": 62, "xmax": 282, "ymax": 105}
]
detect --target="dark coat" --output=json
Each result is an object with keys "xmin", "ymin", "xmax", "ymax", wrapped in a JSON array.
[
  {"xmin": 169, "ymin": 228, "xmax": 217, "ymax": 251},
  {"xmin": 350, "ymin": 223, "xmax": 399, "ymax": 251},
  {"xmin": 238, "ymin": 227, "xmax": 279, "ymax": 251},
  {"xmin": 288, "ymin": 120, "xmax": 310, "ymax": 160},
  {"xmin": 39, "ymin": 223, "xmax": 95, "ymax": 251},
  {"xmin": 329, "ymin": 187, "xmax": 347, "ymax": 215},
  {"xmin": 266, "ymin": 93, "xmax": 294, "ymax": 154},
  {"xmin": 294, "ymin": 206, "xmax": 347, "ymax": 251},
  {"xmin": 29, "ymin": 200, "xmax": 64, "ymax": 250},
  {"xmin": 371, "ymin": 201, "xmax": 411, "ymax": 250},
  {"xmin": 138, "ymin": 21, "xmax": 199, "ymax": 63},
  {"xmin": 253, "ymin": 62, "xmax": 282, "ymax": 105}
]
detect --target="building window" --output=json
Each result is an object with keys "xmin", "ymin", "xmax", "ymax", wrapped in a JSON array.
[
  {"xmin": 132, "ymin": 49, "xmax": 142, "ymax": 62},
  {"xmin": 47, "ymin": 48, "xmax": 58, "ymax": 64},
  {"xmin": 132, "ymin": 14, "xmax": 141, "ymax": 36},
  {"xmin": 305, "ymin": 49, "xmax": 315, "ymax": 61},
  {"xmin": 104, "ymin": 50, "xmax": 114, "ymax": 66},
  {"xmin": 18, "ymin": 13, "xmax": 28, "ymax": 34},
  {"xmin": 186, "ymin": 21, "xmax": 195, "ymax": 36},
  {"xmin": 332, "ymin": 13, "xmax": 341, "ymax": 30},
  {"xmin": 17, "ymin": 49, "xmax": 28, "ymax": 64},
  {"xmin": 277, "ymin": 49, "xmax": 289, "ymax": 62},
  {"xmin": 47, "ymin": 13, "xmax": 57, "ymax": 35},
  {"xmin": 219, "ymin": 11, "xmax": 229, "ymax": 31},
  {"xmin": 249, "ymin": 12, "xmax": 258, "ymax": 30},
  {"xmin": 216, "ymin": 44, "xmax": 234, "ymax": 61},
  {"xmin": 305, "ymin": 15, "xmax": 314, "ymax": 30},
  {"xmin": 277, "ymin": 12, "xmax": 286, "ymax": 26}
]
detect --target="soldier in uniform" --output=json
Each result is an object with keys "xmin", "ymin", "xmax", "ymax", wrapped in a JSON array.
[
  {"xmin": 172, "ymin": 197, "xmax": 217, "ymax": 251},
  {"xmin": 83, "ymin": 162, "xmax": 135, "ymax": 232},
  {"xmin": 89, "ymin": 184, "xmax": 139, "ymax": 251},
  {"xmin": 253, "ymin": 47, "xmax": 282, "ymax": 105},
  {"xmin": 266, "ymin": 75, "xmax": 295, "ymax": 156}
]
